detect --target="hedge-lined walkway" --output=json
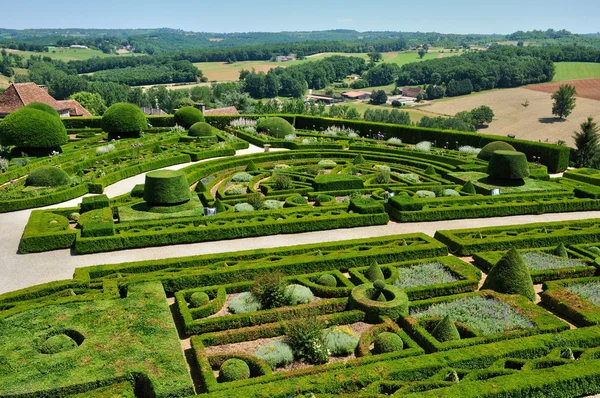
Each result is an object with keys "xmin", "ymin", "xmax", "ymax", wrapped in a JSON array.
[{"xmin": 1, "ymin": 147, "xmax": 599, "ymax": 295}]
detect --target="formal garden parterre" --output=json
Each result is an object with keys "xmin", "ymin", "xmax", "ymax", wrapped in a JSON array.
[{"xmin": 4, "ymin": 108, "xmax": 600, "ymax": 397}]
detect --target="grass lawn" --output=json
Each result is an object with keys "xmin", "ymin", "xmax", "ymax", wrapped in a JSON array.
[
  {"xmin": 0, "ymin": 73, "xmax": 9, "ymax": 89},
  {"xmin": 386, "ymin": 48, "xmax": 459, "ymax": 67},
  {"xmin": 552, "ymin": 62, "xmax": 600, "ymax": 82},
  {"xmin": 4, "ymin": 47, "xmax": 116, "ymax": 62}
]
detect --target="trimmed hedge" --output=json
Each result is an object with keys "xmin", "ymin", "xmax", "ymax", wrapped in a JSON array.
[
  {"xmin": 256, "ymin": 117, "xmax": 294, "ymax": 138},
  {"xmin": 80, "ymin": 194, "xmax": 109, "ymax": 213},
  {"xmin": 313, "ymin": 174, "xmax": 364, "ymax": 191},
  {"xmin": 477, "ymin": 141, "xmax": 516, "ymax": 161},
  {"xmin": 101, "ymin": 103, "xmax": 148, "ymax": 137},
  {"xmin": 0, "ymin": 107, "xmax": 67, "ymax": 149},
  {"xmin": 349, "ymin": 197, "xmax": 385, "ymax": 214},
  {"xmin": 487, "ymin": 150, "xmax": 530, "ymax": 180},
  {"xmin": 25, "ymin": 102, "xmax": 60, "ymax": 118},
  {"xmin": 143, "ymin": 169, "xmax": 191, "ymax": 205},
  {"xmin": 174, "ymin": 106, "xmax": 205, "ymax": 128},
  {"xmin": 25, "ymin": 167, "xmax": 71, "ymax": 187},
  {"xmin": 189, "ymin": 122, "xmax": 215, "ymax": 137},
  {"xmin": 541, "ymin": 276, "xmax": 600, "ymax": 327}
]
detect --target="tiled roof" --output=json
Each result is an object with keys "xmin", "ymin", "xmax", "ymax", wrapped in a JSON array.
[
  {"xmin": 57, "ymin": 100, "xmax": 93, "ymax": 117},
  {"xmin": 0, "ymin": 83, "xmax": 69, "ymax": 114},
  {"xmin": 203, "ymin": 106, "xmax": 239, "ymax": 115}
]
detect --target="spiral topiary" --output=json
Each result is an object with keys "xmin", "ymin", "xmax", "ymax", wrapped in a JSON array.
[
  {"xmin": 316, "ymin": 274, "xmax": 337, "ymax": 287},
  {"xmin": 188, "ymin": 122, "xmax": 215, "ymax": 137},
  {"xmin": 25, "ymin": 102, "xmax": 60, "ymax": 118},
  {"xmin": 174, "ymin": 106, "xmax": 205, "ymax": 129},
  {"xmin": 487, "ymin": 151, "xmax": 530, "ymax": 180},
  {"xmin": 373, "ymin": 332, "xmax": 404, "ymax": 354},
  {"xmin": 477, "ymin": 141, "xmax": 516, "ymax": 161},
  {"xmin": 143, "ymin": 170, "xmax": 191, "ymax": 205},
  {"xmin": 0, "ymin": 107, "xmax": 67, "ymax": 149},
  {"xmin": 219, "ymin": 358, "xmax": 250, "ymax": 382},
  {"xmin": 256, "ymin": 117, "xmax": 294, "ymax": 138},
  {"xmin": 101, "ymin": 103, "xmax": 148, "ymax": 138},
  {"xmin": 189, "ymin": 291, "xmax": 210, "ymax": 308},
  {"xmin": 25, "ymin": 166, "xmax": 70, "ymax": 187}
]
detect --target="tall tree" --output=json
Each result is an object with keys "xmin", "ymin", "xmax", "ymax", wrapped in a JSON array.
[
  {"xmin": 70, "ymin": 92, "xmax": 106, "ymax": 116},
  {"xmin": 573, "ymin": 117, "xmax": 600, "ymax": 168},
  {"xmin": 370, "ymin": 90, "xmax": 388, "ymax": 105},
  {"xmin": 551, "ymin": 84, "xmax": 577, "ymax": 119}
]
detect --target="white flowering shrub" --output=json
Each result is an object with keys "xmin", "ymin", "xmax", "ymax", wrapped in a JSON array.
[
  {"xmin": 323, "ymin": 125, "xmax": 357, "ymax": 137},
  {"xmin": 399, "ymin": 173, "xmax": 420, "ymax": 183},
  {"xmin": 318, "ymin": 160, "xmax": 337, "ymax": 165},
  {"xmin": 413, "ymin": 141, "xmax": 432, "ymax": 152},
  {"xmin": 0, "ymin": 158, "xmax": 8, "ymax": 173},
  {"xmin": 387, "ymin": 137, "xmax": 403, "ymax": 145},
  {"xmin": 169, "ymin": 124, "xmax": 186, "ymax": 133},
  {"xmin": 231, "ymin": 172, "xmax": 253, "ymax": 182},
  {"xmin": 458, "ymin": 146, "xmax": 482, "ymax": 155},
  {"xmin": 373, "ymin": 164, "xmax": 391, "ymax": 172},
  {"xmin": 284, "ymin": 134, "xmax": 297, "ymax": 141},
  {"xmin": 96, "ymin": 144, "xmax": 116, "ymax": 155}
]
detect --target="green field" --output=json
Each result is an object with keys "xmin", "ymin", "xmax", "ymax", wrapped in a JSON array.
[
  {"xmin": 552, "ymin": 62, "xmax": 600, "ymax": 82},
  {"xmin": 4, "ymin": 47, "xmax": 126, "ymax": 62}
]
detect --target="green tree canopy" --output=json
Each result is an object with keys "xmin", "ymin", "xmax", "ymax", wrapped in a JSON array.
[
  {"xmin": 551, "ymin": 84, "xmax": 577, "ymax": 119},
  {"xmin": 573, "ymin": 117, "xmax": 600, "ymax": 168}
]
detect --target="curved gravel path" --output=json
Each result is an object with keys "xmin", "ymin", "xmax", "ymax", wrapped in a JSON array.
[{"xmin": 1, "ymin": 146, "xmax": 598, "ymax": 295}]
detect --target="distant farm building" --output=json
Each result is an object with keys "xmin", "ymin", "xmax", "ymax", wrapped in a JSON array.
[
  {"xmin": 274, "ymin": 54, "xmax": 297, "ymax": 62},
  {"xmin": 69, "ymin": 45, "xmax": 89, "ymax": 49},
  {"xmin": 0, "ymin": 83, "xmax": 90, "ymax": 118},
  {"xmin": 305, "ymin": 94, "xmax": 338, "ymax": 104},
  {"xmin": 342, "ymin": 91, "xmax": 371, "ymax": 100},
  {"xmin": 402, "ymin": 87, "xmax": 425, "ymax": 98}
]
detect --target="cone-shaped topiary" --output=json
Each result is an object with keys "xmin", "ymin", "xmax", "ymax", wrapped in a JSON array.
[
  {"xmin": 256, "ymin": 117, "xmax": 294, "ymax": 138},
  {"xmin": 0, "ymin": 107, "xmax": 67, "ymax": 149},
  {"xmin": 353, "ymin": 154, "xmax": 366, "ymax": 165},
  {"xmin": 188, "ymin": 121, "xmax": 215, "ymax": 137},
  {"xmin": 477, "ymin": 141, "xmax": 516, "ymax": 161},
  {"xmin": 174, "ymin": 106, "xmax": 205, "ymax": 129},
  {"xmin": 554, "ymin": 243, "xmax": 568, "ymax": 258},
  {"xmin": 25, "ymin": 166, "xmax": 71, "ymax": 187},
  {"xmin": 560, "ymin": 348, "xmax": 575, "ymax": 360},
  {"xmin": 424, "ymin": 165, "xmax": 436, "ymax": 175},
  {"xmin": 444, "ymin": 369, "xmax": 460, "ymax": 383},
  {"xmin": 101, "ymin": 103, "xmax": 148, "ymax": 138},
  {"xmin": 431, "ymin": 315, "xmax": 461, "ymax": 342},
  {"xmin": 481, "ymin": 248, "xmax": 536, "ymax": 301},
  {"xmin": 461, "ymin": 181, "xmax": 476, "ymax": 194},
  {"xmin": 194, "ymin": 180, "xmax": 207, "ymax": 193},
  {"xmin": 245, "ymin": 160, "xmax": 258, "ymax": 172},
  {"xmin": 365, "ymin": 261, "xmax": 385, "ymax": 282},
  {"xmin": 371, "ymin": 280, "xmax": 387, "ymax": 302},
  {"xmin": 143, "ymin": 170, "xmax": 191, "ymax": 205},
  {"xmin": 25, "ymin": 102, "xmax": 60, "ymax": 118},
  {"xmin": 214, "ymin": 198, "xmax": 226, "ymax": 213},
  {"xmin": 487, "ymin": 151, "xmax": 530, "ymax": 180}
]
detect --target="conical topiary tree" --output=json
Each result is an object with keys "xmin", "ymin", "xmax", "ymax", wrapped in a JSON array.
[
  {"xmin": 353, "ymin": 154, "xmax": 366, "ymax": 165},
  {"xmin": 444, "ymin": 369, "xmax": 460, "ymax": 383},
  {"xmin": 431, "ymin": 315, "xmax": 461, "ymax": 342},
  {"xmin": 371, "ymin": 280, "xmax": 386, "ymax": 302},
  {"xmin": 481, "ymin": 248, "xmax": 536, "ymax": 301},
  {"xmin": 461, "ymin": 181, "xmax": 476, "ymax": 194},
  {"xmin": 424, "ymin": 165, "xmax": 436, "ymax": 175},
  {"xmin": 213, "ymin": 198, "xmax": 226, "ymax": 213},
  {"xmin": 245, "ymin": 160, "xmax": 258, "ymax": 172},
  {"xmin": 195, "ymin": 180, "xmax": 207, "ymax": 193},
  {"xmin": 554, "ymin": 243, "xmax": 568, "ymax": 258},
  {"xmin": 365, "ymin": 260, "xmax": 385, "ymax": 282}
]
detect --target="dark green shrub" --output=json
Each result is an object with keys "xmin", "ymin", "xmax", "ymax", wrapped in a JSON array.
[
  {"xmin": 250, "ymin": 271, "xmax": 287, "ymax": 309},
  {"xmin": 189, "ymin": 291, "xmax": 210, "ymax": 308},
  {"xmin": 375, "ymin": 170, "xmax": 391, "ymax": 184},
  {"xmin": 349, "ymin": 197, "xmax": 385, "ymax": 214},
  {"xmin": 373, "ymin": 332, "xmax": 404, "ymax": 354},
  {"xmin": 245, "ymin": 160, "xmax": 258, "ymax": 172},
  {"xmin": 481, "ymin": 248, "xmax": 536, "ymax": 301},
  {"xmin": 431, "ymin": 315, "xmax": 461, "ymax": 342},
  {"xmin": 285, "ymin": 316, "xmax": 329, "ymax": 365},
  {"xmin": 101, "ymin": 103, "xmax": 148, "ymax": 137},
  {"xmin": 40, "ymin": 334, "xmax": 77, "ymax": 354},
  {"xmin": 213, "ymin": 198, "xmax": 226, "ymax": 213},
  {"xmin": 372, "ymin": 280, "xmax": 387, "ymax": 301},
  {"xmin": 25, "ymin": 102, "xmax": 60, "ymax": 118},
  {"xmin": 317, "ymin": 274, "xmax": 337, "ymax": 287},
  {"xmin": 256, "ymin": 117, "xmax": 294, "ymax": 138},
  {"xmin": 219, "ymin": 358, "xmax": 250, "ymax": 382},
  {"xmin": 273, "ymin": 174, "xmax": 293, "ymax": 190},
  {"xmin": 365, "ymin": 260, "xmax": 385, "ymax": 282},
  {"xmin": 188, "ymin": 122, "xmax": 215, "ymax": 137},
  {"xmin": 174, "ymin": 106, "xmax": 205, "ymax": 129},
  {"xmin": 247, "ymin": 192, "xmax": 265, "ymax": 209},
  {"xmin": 143, "ymin": 170, "xmax": 191, "ymax": 205},
  {"xmin": 461, "ymin": 181, "xmax": 476, "ymax": 194},
  {"xmin": 194, "ymin": 180, "xmax": 206, "ymax": 193},
  {"xmin": 313, "ymin": 174, "xmax": 364, "ymax": 191},
  {"xmin": 305, "ymin": 164, "xmax": 321, "ymax": 176},
  {"xmin": 80, "ymin": 194, "xmax": 109, "ymax": 214},
  {"xmin": 152, "ymin": 144, "xmax": 163, "ymax": 154},
  {"xmin": 424, "ymin": 165, "xmax": 436, "ymax": 175},
  {"xmin": 25, "ymin": 166, "xmax": 70, "ymax": 187},
  {"xmin": 353, "ymin": 154, "xmax": 366, "ymax": 165},
  {"xmin": 478, "ymin": 141, "xmax": 517, "ymax": 161},
  {"xmin": 0, "ymin": 107, "xmax": 67, "ymax": 149},
  {"xmin": 554, "ymin": 243, "xmax": 568, "ymax": 258},
  {"xmin": 288, "ymin": 194, "xmax": 308, "ymax": 205},
  {"xmin": 487, "ymin": 151, "xmax": 530, "ymax": 180},
  {"xmin": 131, "ymin": 184, "xmax": 145, "ymax": 198}
]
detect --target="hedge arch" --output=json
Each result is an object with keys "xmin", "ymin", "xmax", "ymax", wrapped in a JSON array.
[{"xmin": 101, "ymin": 103, "xmax": 148, "ymax": 138}]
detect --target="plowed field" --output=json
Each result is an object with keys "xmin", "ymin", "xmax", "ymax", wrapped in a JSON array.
[{"xmin": 525, "ymin": 78, "xmax": 600, "ymax": 101}]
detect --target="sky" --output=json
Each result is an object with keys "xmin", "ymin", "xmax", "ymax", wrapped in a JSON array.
[{"xmin": 2, "ymin": 0, "xmax": 599, "ymax": 34}]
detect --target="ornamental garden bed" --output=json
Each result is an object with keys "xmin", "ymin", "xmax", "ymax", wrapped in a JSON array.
[{"xmin": 541, "ymin": 276, "xmax": 600, "ymax": 326}]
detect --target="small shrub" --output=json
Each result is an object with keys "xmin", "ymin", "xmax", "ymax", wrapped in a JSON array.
[
  {"xmin": 214, "ymin": 199, "xmax": 226, "ymax": 213},
  {"xmin": 305, "ymin": 164, "xmax": 321, "ymax": 176},
  {"xmin": 353, "ymin": 154, "xmax": 366, "ymax": 165},
  {"xmin": 442, "ymin": 189, "xmax": 460, "ymax": 197},
  {"xmin": 225, "ymin": 184, "xmax": 246, "ymax": 195},
  {"xmin": 174, "ymin": 106, "xmax": 205, "ymax": 129},
  {"xmin": 152, "ymin": 144, "xmax": 163, "ymax": 154},
  {"xmin": 246, "ymin": 192, "xmax": 265, "ymax": 209},
  {"xmin": 41, "ymin": 334, "xmax": 77, "ymax": 354},
  {"xmin": 324, "ymin": 326, "xmax": 359, "ymax": 356},
  {"xmin": 25, "ymin": 167, "xmax": 70, "ymax": 187},
  {"xmin": 373, "ymin": 332, "xmax": 404, "ymax": 354},
  {"xmin": 459, "ymin": 145, "xmax": 481, "ymax": 155},
  {"xmin": 261, "ymin": 199, "xmax": 283, "ymax": 210},
  {"xmin": 188, "ymin": 122, "xmax": 215, "ymax": 137},
  {"xmin": 461, "ymin": 181, "xmax": 476, "ymax": 194},
  {"xmin": 375, "ymin": 170, "xmax": 391, "ymax": 184},
  {"xmin": 482, "ymin": 248, "xmax": 535, "ymax": 301},
  {"xmin": 245, "ymin": 160, "xmax": 258, "ymax": 172},
  {"xmin": 399, "ymin": 173, "xmax": 420, "ymax": 183},
  {"xmin": 387, "ymin": 137, "xmax": 402, "ymax": 145},
  {"xmin": 273, "ymin": 174, "xmax": 293, "ymax": 190},
  {"xmin": 289, "ymin": 195, "xmax": 308, "ymax": 205},
  {"xmin": 228, "ymin": 292, "xmax": 262, "ymax": 314},
  {"xmin": 256, "ymin": 117, "xmax": 294, "ymax": 138},
  {"xmin": 234, "ymin": 203, "xmax": 254, "ymax": 212},
  {"xmin": 255, "ymin": 341, "xmax": 294, "ymax": 369},
  {"xmin": 315, "ymin": 194, "xmax": 334, "ymax": 205},
  {"xmin": 232, "ymin": 172, "xmax": 253, "ymax": 182},
  {"xmin": 0, "ymin": 158, "xmax": 8, "ymax": 173},
  {"xmin": 189, "ymin": 292, "xmax": 210, "ymax": 308},
  {"xmin": 413, "ymin": 141, "xmax": 431, "ymax": 152},
  {"xmin": 553, "ymin": 243, "xmax": 569, "ymax": 258},
  {"xmin": 284, "ymin": 134, "xmax": 297, "ymax": 141},
  {"xmin": 219, "ymin": 359, "xmax": 250, "ymax": 382},
  {"xmin": 373, "ymin": 164, "xmax": 391, "ymax": 172},
  {"xmin": 285, "ymin": 284, "xmax": 314, "ymax": 305},
  {"xmin": 415, "ymin": 190, "xmax": 436, "ymax": 198},
  {"xmin": 96, "ymin": 144, "xmax": 115, "ymax": 155},
  {"xmin": 317, "ymin": 274, "xmax": 337, "ymax": 287},
  {"xmin": 431, "ymin": 315, "xmax": 461, "ymax": 342},
  {"xmin": 69, "ymin": 212, "xmax": 80, "ymax": 222},
  {"xmin": 285, "ymin": 317, "xmax": 329, "ymax": 365},
  {"xmin": 251, "ymin": 271, "xmax": 287, "ymax": 309},
  {"xmin": 424, "ymin": 165, "xmax": 436, "ymax": 175}
]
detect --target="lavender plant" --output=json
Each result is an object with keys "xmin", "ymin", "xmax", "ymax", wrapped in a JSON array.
[{"xmin": 394, "ymin": 262, "xmax": 458, "ymax": 289}]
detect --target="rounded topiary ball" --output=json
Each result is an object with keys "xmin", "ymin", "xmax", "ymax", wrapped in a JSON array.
[
  {"xmin": 101, "ymin": 103, "xmax": 148, "ymax": 137},
  {"xmin": 0, "ymin": 107, "xmax": 67, "ymax": 149},
  {"xmin": 256, "ymin": 117, "xmax": 294, "ymax": 138},
  {"xmin": 373, "ymin": 280, "xmax": 386, "ymax": 291},
  {"xmin": 143, "ymin": 170, "xmax": 191, "ymax": 205},
  {"xmin": 41, "ymin": 334, "xmax": 77, "ymax": 354},
  {"xmin": 188, "ymin": 122, "xmax": 215, "ymax": 137},
  {"xmin": 189, "ymin": 292, "xmax": 210, "ymax": 308},
  {"xmin": 373, "ymin": 332, "xmax": 404, "ymax": 354},
  {"xmin": 219, "ymin": 358, "xmax": 250, "ymax": 382},
  {"xmin": 25, "ymin": 102, "xmax": 60, "ymax": 118},
  {"xmin": 317, "ymin": 274, "xmax": 337, "ymax": 287},
  {"xmin": 174, "ymin": 106, "xmax": 205, "ymax": 129},
  {"xmin": 477, "ymin": 141, "xmax": 516, "ymax": 161},
  {"xmin": 487, "ymin": 150, "xmax": 530, "ymax": 180},
  {"xmin": 25, "ymin": 166, "xmax": 71, "ymax": 187}
]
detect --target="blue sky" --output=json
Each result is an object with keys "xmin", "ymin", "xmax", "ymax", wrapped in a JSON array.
[{"xmin": 3, "ymin": 0, "xmax": 599, "ymax": 34}]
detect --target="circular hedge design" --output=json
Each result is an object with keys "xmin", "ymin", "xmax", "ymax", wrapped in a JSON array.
[
  {"xmin": 174, "ymin": 106, "xmax": 205, "ymax": 129},
  {"xmin": 373, "ymin": 332, "xmax": 404, "ymax": 354},
  {"xmin": 40, "ymin": 334, "xmax": 77, "ymax": 354},
  {"xmin": 0, "ymin": 108, "xmax": 67, "ymax": 149},
  {"xmin": 101, "ymin": 103, "xmax": 148, "ymax": 137},
  {"xmin": 188, "ymin": 122, "xmax": 215, "ymax": 137},
  {"xmin": 25, "ymin": 166, "xmax": 70, "ymax": 187},
  {"xmin": 348, "ymin": 282, "xmax": 409, "ymax": 323},
  {"xmin": 25, "ymin": 102, "xmax": 60, "ymax": 118},
  {"xmin": 477, "ymin": 141, "xmax": 516, "ymax": 161},
  {"xmin": 487, "ymin": 150, "xmax": 530, "ymax": 180},
  {"xmin": 143, "ymin": 170, "xmax": 191, "ymax": 205},
  {"xmin": 219, "ymin": 358, "xmax": 250, "ymax": 382},
  {"xmin": 256, "ymin": 117, "xmax": 294, "ymax": 138}
]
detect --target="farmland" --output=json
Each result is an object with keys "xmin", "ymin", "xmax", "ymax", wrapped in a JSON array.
[
  {"xmin": 526, "ymin": 78, "xmax": 600, "ymax": 101},
  {"xmin": 3, "ymin": 47, "xmax": 119, "ymax": 61},
  {"xmin": 552, "ymin": 62, "xmax": 600, "ymax": 82}
]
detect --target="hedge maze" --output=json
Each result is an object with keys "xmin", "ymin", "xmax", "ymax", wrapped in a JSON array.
[{"xmin": 3, "ymin": 111, "xmax": 600, "ymax": 397}]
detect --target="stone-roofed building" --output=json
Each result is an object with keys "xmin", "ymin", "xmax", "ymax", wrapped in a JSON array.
[{"xmin": 0, "ymin": 83, "xmax": 91, "ymax": 118}]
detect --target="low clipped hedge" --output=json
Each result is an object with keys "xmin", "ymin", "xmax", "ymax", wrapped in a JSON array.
[
  {"xmin": 349, "ymin": 197, "xmax": 385, "ymax": 214},
  {"xmin": 313, "ymin": 174, "xmax": 364, "ymax": 191},
  {"xmin": 80, "ymin": 194, "xmax": 110, "ymax": 213},
  {"xmin": 79, "ymin": 207, "xmax": 115, "ymax": 238},
  {"xmin": 25, "ymin": 167, "xmax": 71, "ymax": 187},
  {"xmin": 541, "ymin": 276, "xmax": 600, "ymax": 326},
  {"xmin": 19, "ymin": 210, "xmax": 78, "ymax": 254}
]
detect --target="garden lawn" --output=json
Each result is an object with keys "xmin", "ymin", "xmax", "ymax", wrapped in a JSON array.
[{"xmin": 552, "ymin": 62, "xmax": 600, "ymax": 82}]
